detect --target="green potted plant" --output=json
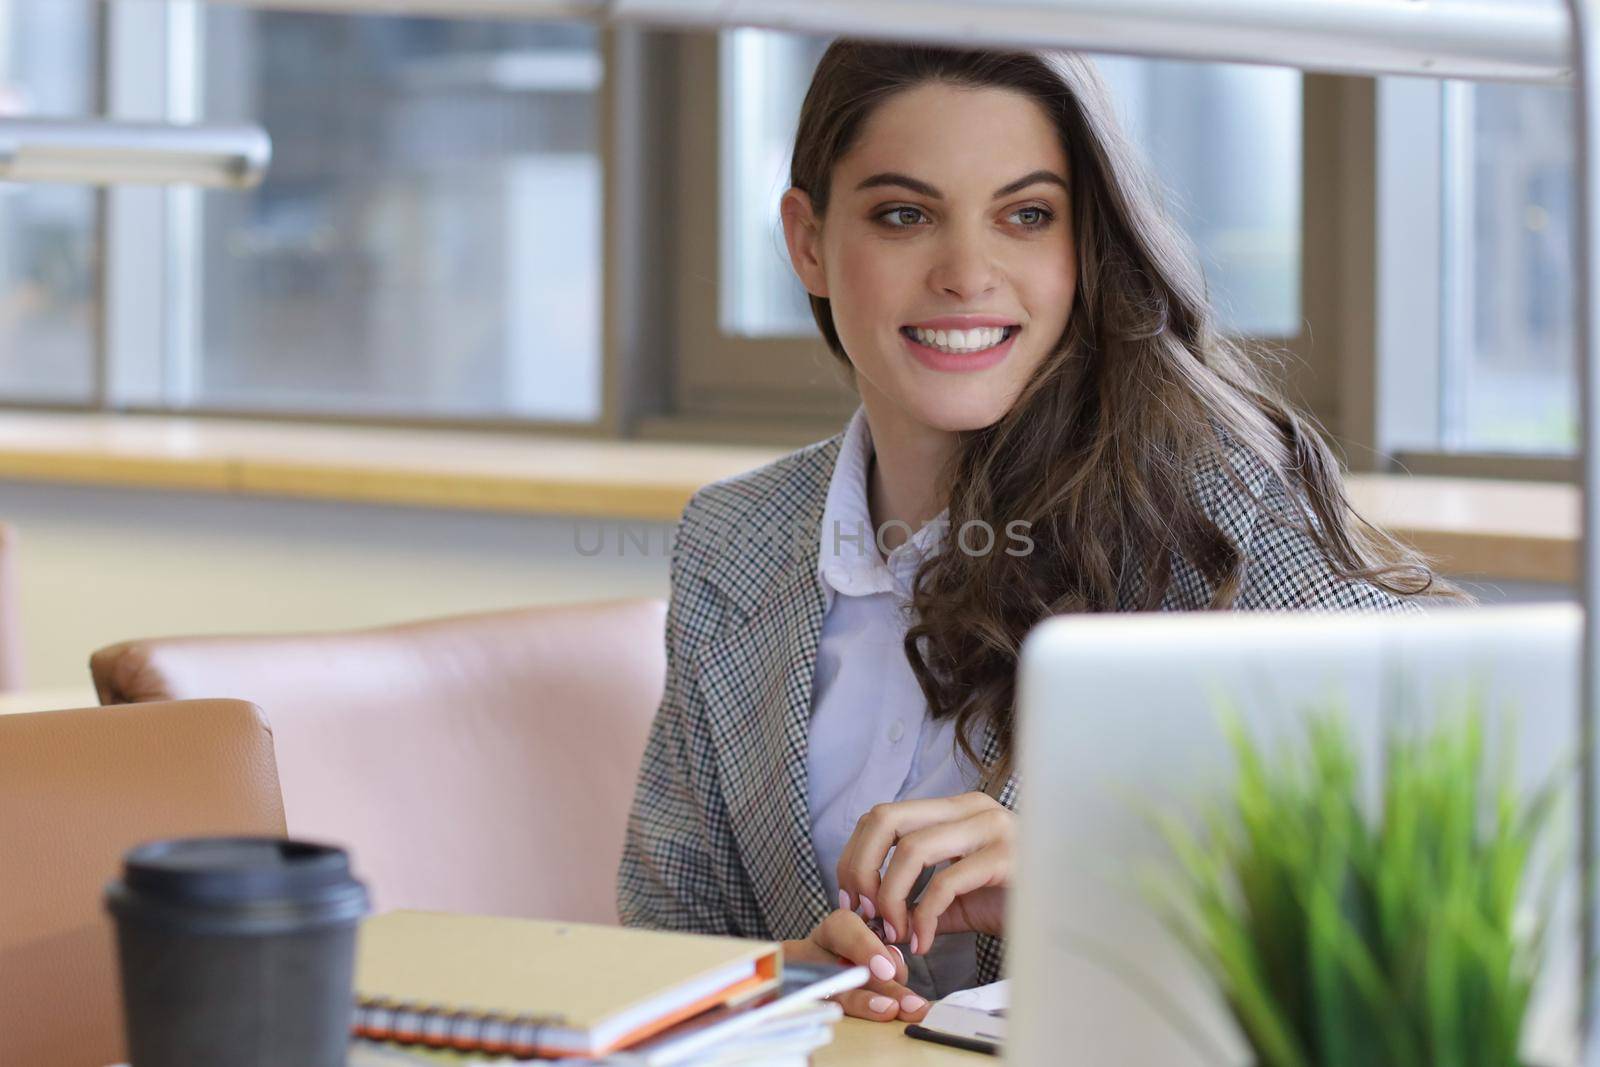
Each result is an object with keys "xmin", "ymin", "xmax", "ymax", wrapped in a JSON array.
[{"xmin": 1149, "ymin": 701, "xmax": 1566, "ymax": 1067}]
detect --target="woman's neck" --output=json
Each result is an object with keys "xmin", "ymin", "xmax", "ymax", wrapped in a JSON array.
[{"xmin": 859, "ymin": 394, "xmax": 957, "ymax": 554}]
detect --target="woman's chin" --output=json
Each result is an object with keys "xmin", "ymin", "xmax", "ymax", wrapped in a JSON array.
[
  {"xmin": 853, "ymin": 360, "xmax": 1026, "ymax": 434},
  {"xmin": 896, "ymin": 391, "xmax": 1017, "ymax": 434}
]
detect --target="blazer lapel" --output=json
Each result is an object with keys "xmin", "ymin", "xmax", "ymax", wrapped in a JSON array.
[
  {"xmin": 696, "ymin": 549, "xmax": 831, "ymax": 940},
  {"xmin": 693, "ymin": 448, "xmax": 837, "ymax": 942}
]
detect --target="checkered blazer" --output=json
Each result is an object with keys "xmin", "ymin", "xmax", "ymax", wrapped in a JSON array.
[{"xmin": 617, "ymin": 429, "xmax": 1416, "ymax": 987}]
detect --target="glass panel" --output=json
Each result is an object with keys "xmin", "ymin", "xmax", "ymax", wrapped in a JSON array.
[
  {"xmin": 720, "ymin": 31, "xmax": 829, "ymax": 338},
  {"xmin": 1445, "ymin": 80, "xmax": 1575, "ymax": 453},
  {"xmin": 0, "ymin": 0, "xmax": 99, "ymax": 403},
  {"xmin": 191, "ymin": 10, "xmax": 603, "ymax": 421},
  {"xmin": 719, "ymin": 32, "xmax": 1302, "ymax": 340},
  {"xmin": 1092, "ymin": 57, "xmax": 1302, "ymax": 338}
]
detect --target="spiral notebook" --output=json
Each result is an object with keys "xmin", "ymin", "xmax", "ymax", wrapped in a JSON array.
[{"xmin": 352, "ymin": 911, "xmax": 781, "ymax": 1059}]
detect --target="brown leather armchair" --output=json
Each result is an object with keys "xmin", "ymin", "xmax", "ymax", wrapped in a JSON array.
[
  {"xmin": 0, "ymin": 699, "xmax": 285, "ymax": 1067},
  {"xmin": 90, "ymin": 598, "xmax": 668, "ymax": 926},
  {"xmin": 0, "ymin": 521, "xmax": 23, "ymax": 692}
]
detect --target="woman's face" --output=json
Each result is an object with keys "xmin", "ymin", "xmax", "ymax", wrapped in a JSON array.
[{"xmin": 783, "ymin": 82, "xmax": 1077, "ymax": 434}]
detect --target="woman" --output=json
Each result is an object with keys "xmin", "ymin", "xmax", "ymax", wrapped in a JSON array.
[{"xmin": 618, "ymin": 40, "xmax": 1446, "ymax": 1024}]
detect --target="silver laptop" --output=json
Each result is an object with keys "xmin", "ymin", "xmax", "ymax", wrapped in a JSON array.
[{"xmin": 1007, "ymin": 605, "xmax": 1580, "ymax": 1066}]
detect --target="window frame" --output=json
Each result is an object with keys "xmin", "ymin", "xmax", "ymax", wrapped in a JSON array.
[{"xmin": 653, "ymin": 31, "xmax": 857, "ymax": 441}]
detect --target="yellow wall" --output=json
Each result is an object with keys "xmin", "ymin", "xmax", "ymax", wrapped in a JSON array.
[{"xmin": 3, "ymin": 480, "xmax": 674, "ymax": 688}]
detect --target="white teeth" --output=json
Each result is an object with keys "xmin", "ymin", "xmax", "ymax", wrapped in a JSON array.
[{"xmin": 908, "ymin": 325, "xmax": 1011, "ymax": 354}]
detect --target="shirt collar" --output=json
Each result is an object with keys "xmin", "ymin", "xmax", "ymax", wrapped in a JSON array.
[{"xmin": 816, "ymin": 406, "xmax": 949, "ymax": 606}]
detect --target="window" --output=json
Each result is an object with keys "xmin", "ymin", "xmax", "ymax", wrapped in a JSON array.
[
  {"xmin": 717, "ymin": 32, "xmax": 1303, "ymax": 343},
  {"xmin": 189, "ymin": 11, "xmax": 603, "ymax": 420},
  {"xmin": 720, "ymin": 31, "xmax": 829, "ymax": 339},
  {"xmin": 0, "ymin": 3, "xmax": 604, "ymax": 424},
  {"xmin": 1092, "ymin": 57, "xmax": 1302, "ymax": 339},
  {"xmin": 1379, "ymin": 76, "xmax": 1575, "ymax": 458},
  {"xmin": 0, "ymin": 16, "xmax": 1346, "ymax": 445},
  {"xmin": 1450, "ymin": 81, "xmax": 1573, "ymax": 452},
  {"xmin": 5, "ymin": 9, "xmax": 1555, "ymax": 465},
  {"xmin": 0, "ymin": 0, "xmax": 100, "ymax": 403}
]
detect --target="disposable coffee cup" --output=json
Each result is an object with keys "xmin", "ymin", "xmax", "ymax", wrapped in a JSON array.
[{"xmin": 105, "ymin": 837, "xmax": 369, "ymax": 1067}]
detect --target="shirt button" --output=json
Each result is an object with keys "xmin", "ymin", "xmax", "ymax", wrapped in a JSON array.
[{"xmin": 888, "ymin": 720, "xmax": 905, "ymax": 743}]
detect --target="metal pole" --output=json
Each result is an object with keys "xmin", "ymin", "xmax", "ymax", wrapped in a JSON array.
[
  {"xmin": 172, "ymin": 0, "xmax": 1571, "ymax": 84},
  {"xmin": 1572, "ymin": 0, "xmax": 1600, "ymax": 1056},
  {"xmin": 0, "ymin": 118, "xmax": 270, "ymax": 188},
  {"xmin": 198, "ymin": 0, "xmax": 603, "ymax": 17},
  {"xmin": 610, "ymin": 0, "xmax": 1572, "ymax": 85}
]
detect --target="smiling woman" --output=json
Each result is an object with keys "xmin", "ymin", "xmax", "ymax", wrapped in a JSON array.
[
  {"xmin": 784, "ymin": 85, "xmax": 1077, "ymax": 441},
  {"xmin": 618, "ymin": 40, "xmax": 1457, "ymax": 1029}
]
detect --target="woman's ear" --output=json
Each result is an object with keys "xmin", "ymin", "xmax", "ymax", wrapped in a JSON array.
[{"xmin": 780, "ymin": 187, "xmax": 829, "ymax": 299}]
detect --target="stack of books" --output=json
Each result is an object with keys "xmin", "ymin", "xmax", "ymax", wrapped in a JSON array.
[{"xmin": 351, "ymin": 912, "xmax": 867, "ymax": 1065}]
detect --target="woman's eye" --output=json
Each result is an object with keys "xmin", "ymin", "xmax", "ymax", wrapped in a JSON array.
[
  {"xmin": 1011, "ymin": 206, "xmax": 1053, "ymax": 228},
  {"xmin": 878, "ymin": 206, "xmax": 927, "ymax": 229}
]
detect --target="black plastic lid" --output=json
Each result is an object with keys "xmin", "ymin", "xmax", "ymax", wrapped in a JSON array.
[{"xmin": 106, "ymin": 836, "xmax": 369, "ymax": 935}]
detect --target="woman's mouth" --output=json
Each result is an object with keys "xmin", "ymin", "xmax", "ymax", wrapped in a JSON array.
[{"xmin": 899, "ymin": 324, "xmax": 1020, "ymax": 372}]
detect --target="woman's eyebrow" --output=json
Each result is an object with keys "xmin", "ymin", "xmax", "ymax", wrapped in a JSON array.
[
  {"xmin": 994, "ymin": 169, "xmax": 1069, "ymax": 198},
  {"xmin": 853, "ymin": 169, "xmax": 1069, "ymax": 199}
]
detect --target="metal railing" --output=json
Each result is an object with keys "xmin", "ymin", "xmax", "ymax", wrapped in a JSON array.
[{"xmin": 0, "ymin": 117, "xmax": 269, "ymax": 188}]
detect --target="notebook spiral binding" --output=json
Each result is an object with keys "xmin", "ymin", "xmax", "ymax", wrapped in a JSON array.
[{"xmin": 352, "ymin": 997, "xmax": 568, "ymax": 1058}]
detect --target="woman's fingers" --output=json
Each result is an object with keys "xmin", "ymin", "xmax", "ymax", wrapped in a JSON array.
[
  {"xmin": 810, "ymin": 911, "xmax": 932, "ymax": 1022},
  {"xmin": 780, "ymin": 936, "xmax": 835, "ymax": 968},
  {"xmin": 816, "ymin": 909, "xmax": 907, "ymax": 983},
  {"xmin": 836, "ymin": 792, "xmax": 996, "ymax": 917},
  {"xmin": 835, "ymin": 794, "xmax": 975, "ymax": 913},
  {"xmin": 874, "ymin": 806, "xmax": 1011, "ymax": 945},
  {"xmin": 908, "ymin": 845, "xmax": 1012, "ymax": 957},
  {"xmin": 832, "ymin": 987, "xmax": 932, "ymax": 1023},
  {"xmin": 834, "ymin": 989, "xmax": 900, "ymax": 1022}
]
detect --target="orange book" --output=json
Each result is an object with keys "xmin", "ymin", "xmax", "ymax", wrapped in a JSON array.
[{"xmin": 352, "ymin": 911, "xmax": 781, "ymax": 1059}]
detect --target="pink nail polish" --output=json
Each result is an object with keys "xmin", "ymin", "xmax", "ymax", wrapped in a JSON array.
[
  {"xmin": 861, "ymin": 896, "xmax": 877, "ymax": 920},
  {"xmin": 838, "ymin": 889, "xmax": 850, "ymax": 912},
  {"xmin": 901, "ymin": 994, "xmax": 927, "ymax": 1013},
  {"xmin": 910, "ymin": 932, "xmax": 919, "ymax": 954},
  {"xmin": 868, "ymin": 995, "xmax": 895, "ymax": 1014},
  {"xmin": 869, "ymin": 954, "xmax": 896, "ymax": 981},
  {"xmin": 883, "ymin": 921, "xmax": 897, "ymax": 943}
]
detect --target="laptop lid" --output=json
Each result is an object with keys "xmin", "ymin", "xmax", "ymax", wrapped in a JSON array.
[{"xmin": 1008, "ymin": 605, "xmax": 1580, "ymax": 1066}]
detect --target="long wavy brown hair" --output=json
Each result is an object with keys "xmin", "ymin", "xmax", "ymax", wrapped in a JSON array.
[{"xmin": 788, "ymin": 41, "xmax": 1454, "ymax": 785}]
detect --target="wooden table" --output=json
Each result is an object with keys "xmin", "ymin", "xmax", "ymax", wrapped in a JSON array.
[
  {"xmin": 348, "ymin": 1016, "xmax": 986, "ymax": 1065},
  {"xmin": 818, "ymin": 1018, "xmax": 987, "ymax": 1064}
]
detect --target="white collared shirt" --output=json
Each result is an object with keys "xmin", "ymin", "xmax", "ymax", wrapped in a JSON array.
[{"xmin": 807, "ymin": 406, "xmax": 981, "ymax": 998}]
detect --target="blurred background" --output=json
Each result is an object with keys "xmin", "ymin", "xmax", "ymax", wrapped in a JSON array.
[{"xmin": 0, "ymin": 0, "xmax": 1577, "ymax": 686}]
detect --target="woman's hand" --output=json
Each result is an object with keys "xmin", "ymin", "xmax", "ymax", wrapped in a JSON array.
[
  {"xmin": 837, "ymin": 791, "xmax": 1014, "ymax": 958},
  {"xmin": 782, "ymin": 909, "xmax": 930, "ymax": 1023}
]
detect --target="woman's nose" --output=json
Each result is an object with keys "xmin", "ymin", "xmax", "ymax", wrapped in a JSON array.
[{"xmin": 927, "ymin": 229, "xmax": 1000, "ymax": 302}]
